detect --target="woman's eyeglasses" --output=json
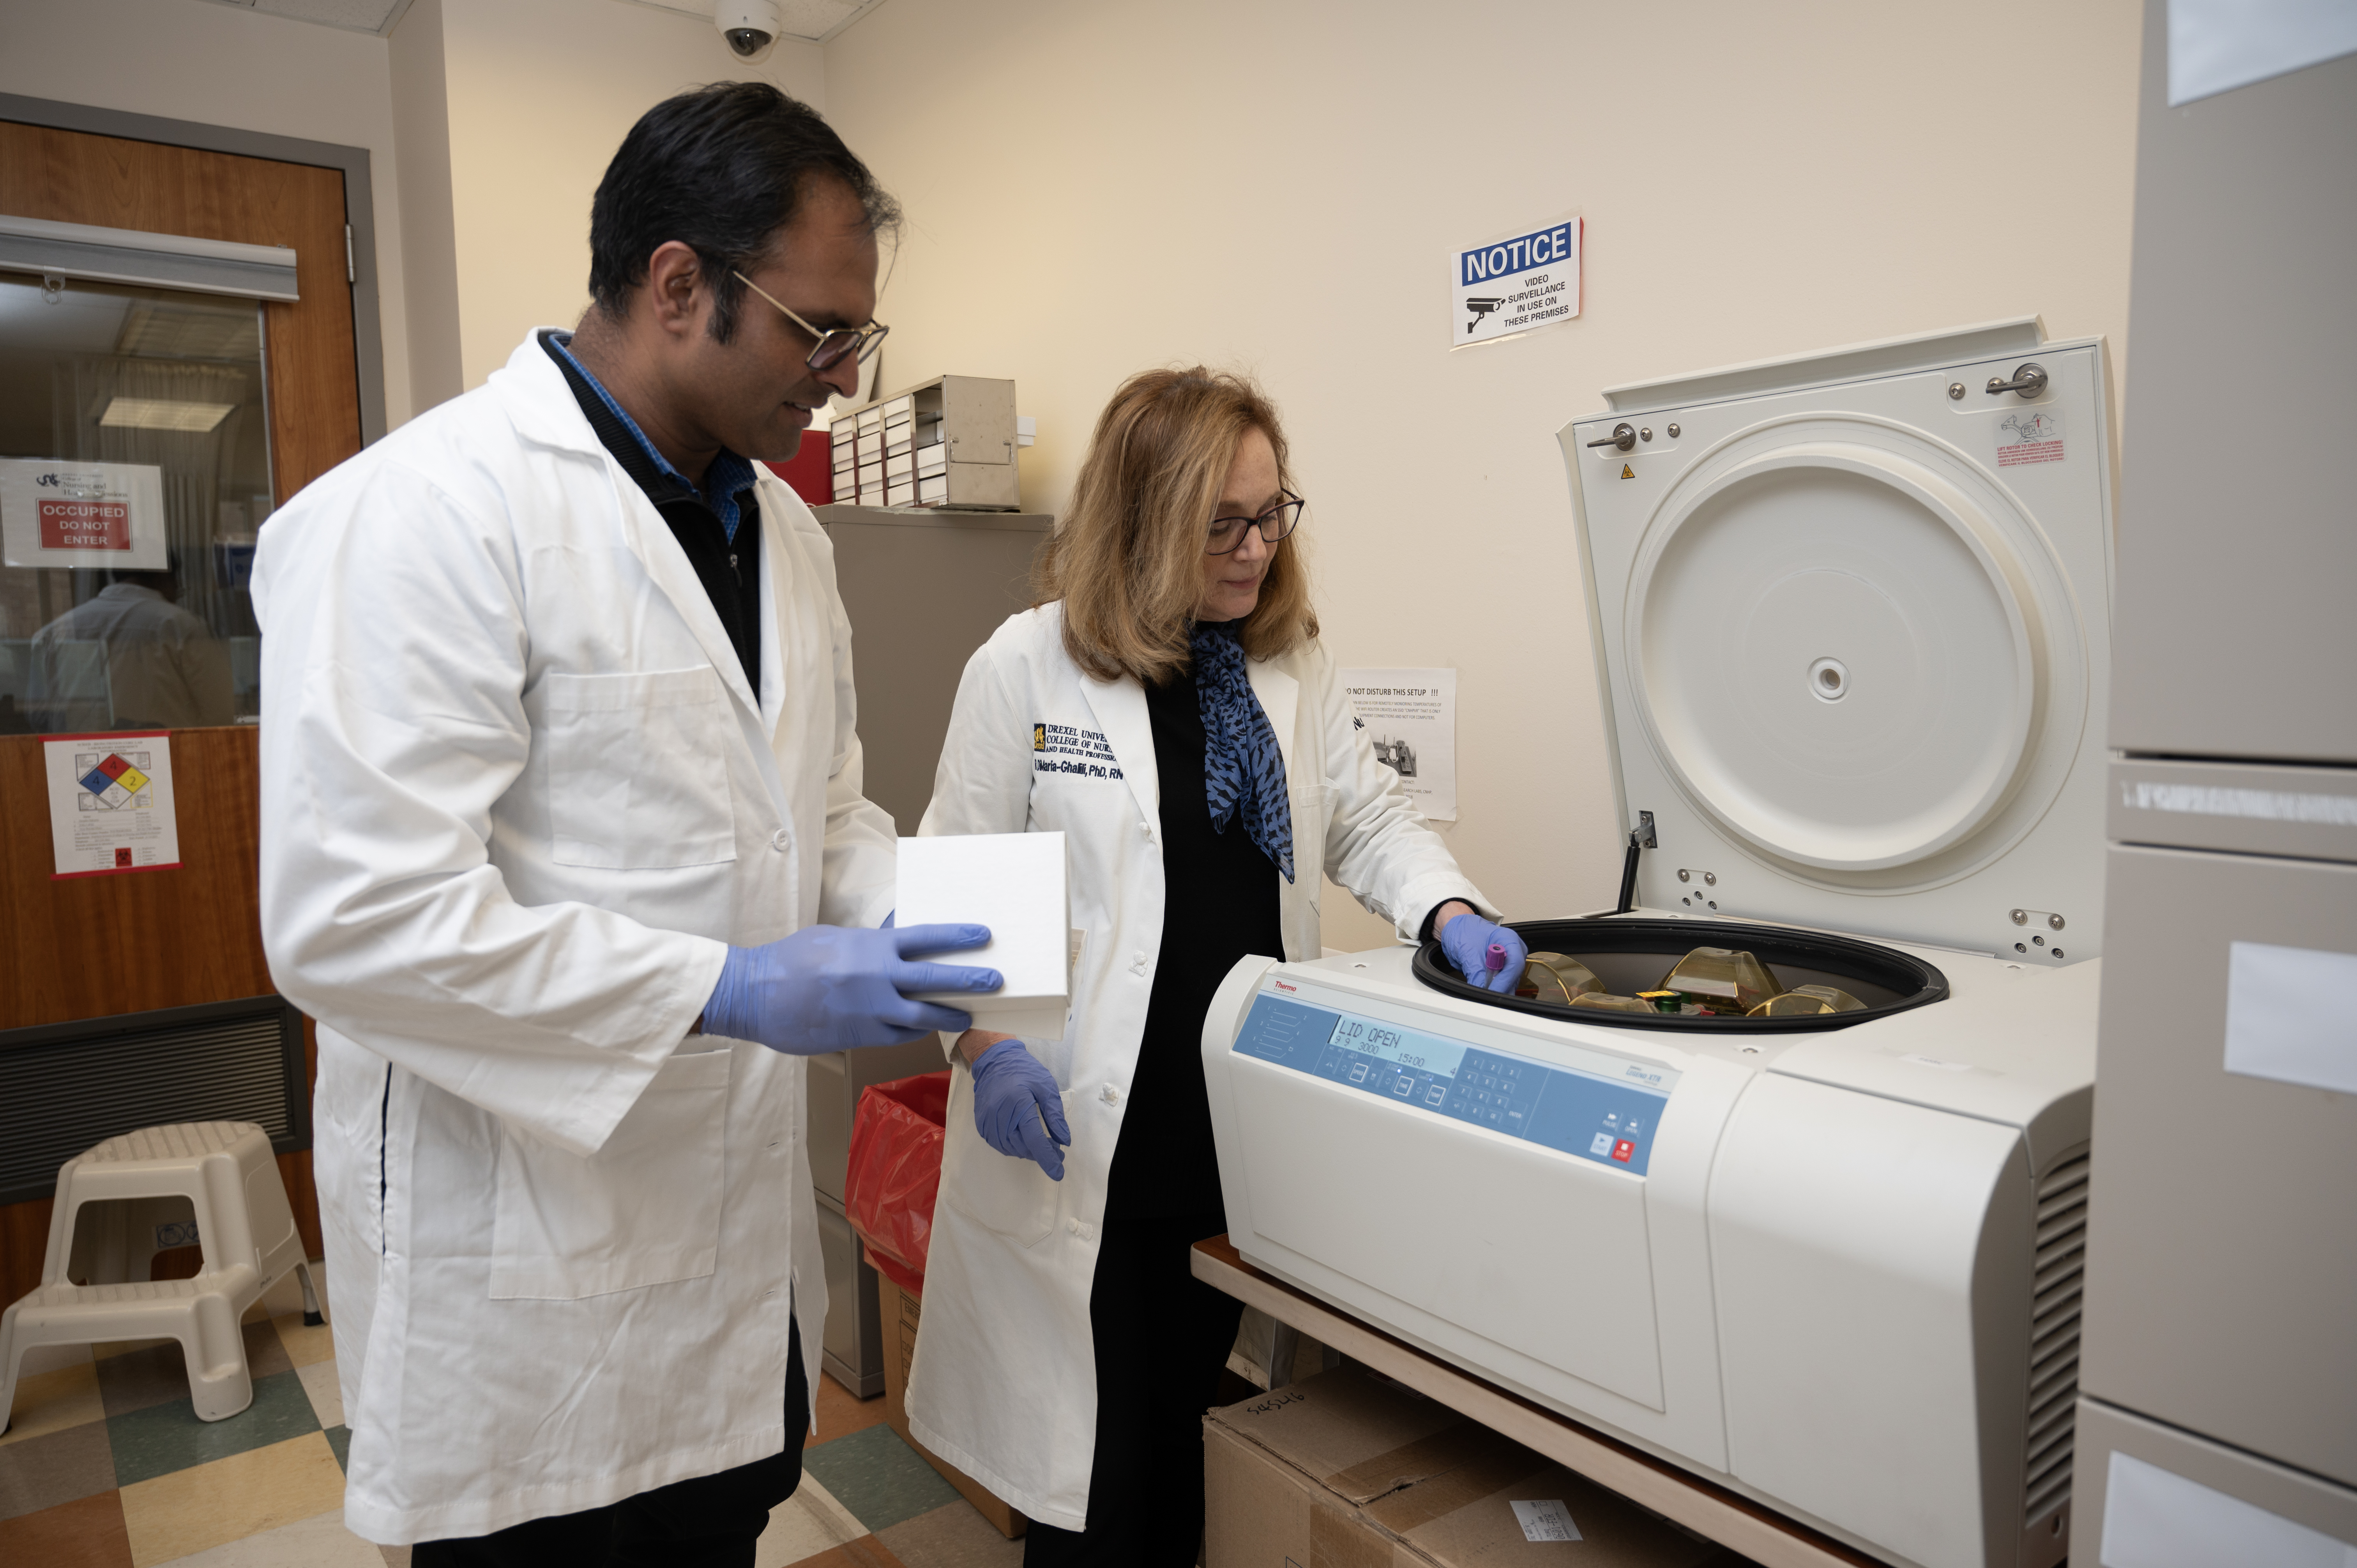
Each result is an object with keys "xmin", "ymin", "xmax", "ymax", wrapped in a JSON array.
[
  {"xmin": 1206, "ymin": 491, "xmax": 1304, "ymax": 555},
  {"xmin": 733, "ymin": 270, "xmax": 890, "ymax": 373}
]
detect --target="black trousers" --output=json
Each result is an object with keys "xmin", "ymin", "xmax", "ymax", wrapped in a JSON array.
[
  {"xmin": 412, "ymin": 1317, "xmax": 810, "ymax": 1568},
  {"xmin": 1023, "ymin": 1212, "xmax": 1243, "ymax": 1568}
]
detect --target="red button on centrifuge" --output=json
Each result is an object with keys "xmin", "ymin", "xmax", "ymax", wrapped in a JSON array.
[{"xmin": 1611, "ymin": 1140, "xmax": 1634, "ymax": 1163}]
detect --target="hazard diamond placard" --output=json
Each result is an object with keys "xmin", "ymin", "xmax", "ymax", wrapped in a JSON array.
[{"xmin": 44, "ymin": 731, "xmax": 181, "ymax": 877}]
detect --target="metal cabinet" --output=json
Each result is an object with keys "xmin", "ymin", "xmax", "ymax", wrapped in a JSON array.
[
  {"xmin": 807, "ymin": 1035, "xmax": 945, "ymax": 1396},
  {"xmin": 2074, "ymin": 1402, "xmax": 2357, "ymax": 1568},
  {"xmin": 2074, "ymin": 10, "xmax": 2357, "ymax": 1563},
  {"xmin": 807, "ymin": 505, "xmax": 1049, "ymax": 1396},
  {"xmin": 2104, "ymin": 15, "xmax": 2357, "ymax": 764},
  {"xmin": 2084, "ymin": 816, "xmax": 2357, "ymax": 1486}
]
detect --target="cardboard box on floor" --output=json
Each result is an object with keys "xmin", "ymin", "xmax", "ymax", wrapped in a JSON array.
[
  {"xmin": 879, "ymin": 1276, "xmax": 1027, "ymax": 1540},
  {"xmin": 1205, "ymin": 1366, "xmax": 1736, "ymax": 1568}
]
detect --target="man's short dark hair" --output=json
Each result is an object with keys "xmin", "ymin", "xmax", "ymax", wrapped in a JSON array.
[{"xmin": 588, "ymin": 81, "xmax": 899, "ymax": 344}]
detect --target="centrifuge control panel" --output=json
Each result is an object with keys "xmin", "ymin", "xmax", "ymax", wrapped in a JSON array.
[{"xmin": 1230, "ymin": 991, "xmax": 1675, "ymax": 1175}]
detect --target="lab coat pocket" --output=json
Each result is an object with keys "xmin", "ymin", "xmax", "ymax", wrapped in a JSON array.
[
  {"xmin": 942, "ymin": 1085, "xmax": 1070, "ymax": 1249},
  {"xmin": 1292, "ymin": 783, "xmax": 1336, "ymax": 866},
  {"xmin": 544, "ymin": 666, "xmax": 738, "ymax": 869},
  {"xmin": 489, "ymin": 1045, "xmax": 733, "ymax": 1300}
]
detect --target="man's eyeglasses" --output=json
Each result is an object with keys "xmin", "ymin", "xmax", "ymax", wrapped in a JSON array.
[
  {"xmin": 1206, "ymin": 491, "xmax": 1305, "ymax": 555},
  {"xmin": 733, "ymin": 271, "xmax": 890, "ymax": 373}
]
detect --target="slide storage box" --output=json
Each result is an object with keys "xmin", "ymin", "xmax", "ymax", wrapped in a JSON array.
[{"xmin": 829, "ymin": 375, "xmax": 1020, "ymax": 510}]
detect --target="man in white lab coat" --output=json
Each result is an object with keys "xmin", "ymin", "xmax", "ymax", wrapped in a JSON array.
[
  {"xmin": 29, "ymin": 564, "xmax": 235, "ymax": 729},
  {"xmin": 256, "ymin": 84, "xmax": 999, "ymax": 1563}
]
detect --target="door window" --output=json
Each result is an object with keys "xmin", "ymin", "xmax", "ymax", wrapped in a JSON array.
[{"xmin": 0, "ymin": 271, "xmax": 273, "ymax": 736}]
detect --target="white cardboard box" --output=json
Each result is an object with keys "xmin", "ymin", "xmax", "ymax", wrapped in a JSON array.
[{"xmin": 896, "ymin": 832, "xmax": 1069, "ymax": 1038}]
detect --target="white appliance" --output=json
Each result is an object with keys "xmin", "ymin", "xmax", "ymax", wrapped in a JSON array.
[{"xmin": 1202, "ymin": 320, "xmax": 2114, "ymax": 1568}]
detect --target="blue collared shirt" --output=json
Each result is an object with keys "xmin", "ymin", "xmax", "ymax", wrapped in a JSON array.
[{"xmin": 548, "ymin": 331, "xmax": 759, "ymax": 544}]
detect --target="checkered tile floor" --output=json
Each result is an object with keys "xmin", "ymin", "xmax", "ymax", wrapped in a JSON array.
[{"xmin": 0, "ymin": 1266, "xmax": 1021, "ymax": 1568}]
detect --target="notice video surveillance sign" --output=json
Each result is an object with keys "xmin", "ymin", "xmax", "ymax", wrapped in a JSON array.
[{"xmin": 1451, "ymin": 214, "xmax": 1581, "ymax": 349}]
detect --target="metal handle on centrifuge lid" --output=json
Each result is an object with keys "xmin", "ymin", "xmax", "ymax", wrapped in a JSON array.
[
  {"xmin": 1587, "ymin": 422, "xmax": 1638, "ymax": 452},
  {"xmin": 1985, "ymin": 362, "xmax": 2049, "ymax": 399},
  {"xmin": 1614, "ymin": 809, "xmax": 1656, "ymax": 915}
]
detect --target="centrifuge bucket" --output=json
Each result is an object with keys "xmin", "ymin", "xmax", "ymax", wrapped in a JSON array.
[{"xmin": 1413, "ymin": 917, "xmax": 1948, "ymax": 1032}]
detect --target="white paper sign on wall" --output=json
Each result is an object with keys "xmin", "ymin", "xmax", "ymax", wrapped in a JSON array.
[
  {"xmin": 0, "ymin": 459, "xmax": 169, "ymax": 570},
  {"xmin": 1342, "ymin": 668, "xmax": 1458, "ymax": 822},
  {"xmin": 1450, "ymin": 215, "xmax": 1581, "ymax": 349},
  {"xmin": 44, "ymin": 731, "xmax": 182, "ymax": 878}
]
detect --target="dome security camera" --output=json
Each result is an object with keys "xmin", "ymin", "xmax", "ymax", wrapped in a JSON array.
[{"xmin": 715, "ymin": 0, "xmax": 780, "ymax": 60}]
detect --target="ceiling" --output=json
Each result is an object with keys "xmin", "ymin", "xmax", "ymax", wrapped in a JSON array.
[
  {"xmin": 189, "ymin": 0, "xmax": 884, "ymax": 42},
  {"xmin": 618, "ymin": 0, "xmax": 882, "ymax": 42},
  {"xmin": 190, "ymin": 0, "xmax": 415, "ymax": 34}
]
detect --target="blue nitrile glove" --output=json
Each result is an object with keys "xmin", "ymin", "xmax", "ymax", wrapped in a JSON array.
[
  {"xmin": 702, "ymin": 923, "xmax": 1000, "ymax": 1054},
  {"xmin": 970, "ymin": 1038, "xmax": 1071, "ymax": 1181},
  {"xmin": 1440, "ymin": 909, "xmax": 1527, "ymax": 994}
]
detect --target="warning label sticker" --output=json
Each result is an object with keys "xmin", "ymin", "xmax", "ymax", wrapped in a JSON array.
[{"xmin": 1997, "ymin": 409, "xmax": 2065, "ymax": 466}]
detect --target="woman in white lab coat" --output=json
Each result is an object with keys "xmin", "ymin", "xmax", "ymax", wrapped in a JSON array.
[{"xmin": 906, "ymin": 368, "xmax": 1525, "ymax": 1563}]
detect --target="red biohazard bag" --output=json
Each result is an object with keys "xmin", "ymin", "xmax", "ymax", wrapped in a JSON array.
[{"xmin": 844, "ymin": 1070, "xmax": 951, "ymax": 1296}]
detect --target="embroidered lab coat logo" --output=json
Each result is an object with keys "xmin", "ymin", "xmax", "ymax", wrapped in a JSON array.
[{"xmin": 1034, "ymin": 722, "xmax": 1123, "ymax": 780}]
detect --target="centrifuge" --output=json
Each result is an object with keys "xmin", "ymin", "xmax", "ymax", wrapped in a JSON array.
[{"xmin": 1202, "ymin": 320, "xmax": 2111, "ymax": 1568}]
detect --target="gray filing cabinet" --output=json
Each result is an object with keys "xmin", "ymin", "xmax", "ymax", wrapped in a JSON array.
[
  {"xmin": 807, "ymin": 505, "xmax": 1050, "ymax": 1396},
  {"xmin": 2073, "ymin": 9, "xmax": 2357, "ymax": 1565}
]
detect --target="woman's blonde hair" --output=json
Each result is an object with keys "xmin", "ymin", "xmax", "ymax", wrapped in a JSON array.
[{"xmin": 1035, "ymin": 366, "xmax": 1316, "ymax": 685}]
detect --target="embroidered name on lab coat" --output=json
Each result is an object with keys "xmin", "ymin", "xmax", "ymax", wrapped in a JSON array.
[{"xmin": 1034, "ymin": 722, "xmax": 1124, "ymax": 780}]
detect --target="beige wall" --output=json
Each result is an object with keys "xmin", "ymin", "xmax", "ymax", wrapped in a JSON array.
[
  {"xmin": 0, "ymin": 0, "xmax": 417, "ymax": 425},
  {"xmin": 390, "ymin": 0, "xmax": 465, "ymax": 414},
  {"xmin": 4, "ymin": 0, "xmax": 2148, "ymax": 947},
  {"xmin": 393, "ymin": 0, "xmax": 830, "ymax": 396},
  {"xmin": 822, "ymin": 0, "xmax": 2145, "ymax": 949}
]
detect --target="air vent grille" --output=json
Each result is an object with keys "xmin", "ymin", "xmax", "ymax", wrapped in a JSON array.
[
  {"xmin": 2022, "ymin": 1149, "xmax": 2089, "ymax": 1528},
  {"xmin": 0, "ymin": 998, "xmax": 307, "ymax": 1206}
]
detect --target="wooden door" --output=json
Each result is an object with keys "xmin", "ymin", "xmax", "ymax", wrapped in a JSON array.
[{"xmin": 0, "ymin": 119, "xmax": 365, "ymax": 1306}]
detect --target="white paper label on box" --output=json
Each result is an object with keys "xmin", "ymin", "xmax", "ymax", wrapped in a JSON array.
[
  {"xmin": 2168, "ymin": 0, "xmax": 2357, "ymax": 106},
  {"xmin": 2223, "ymin": 940, "xmax": 2357, "ymax": 1095},
  {"xmin": 1, "ymin": 459, "xmax": 170, "ymax": 570},
  {"xmin": 45, "ymin": 732, "xmax": 180, "ymax": 877},
  {"xmin": 2101, "ymin": 1451, "xmax": 2357, "ymax": 1568},
  {"xmin": 1511, "ymin": 1499, "xmax": 1581, "ymax": 1543},
  {"xmin": 1340, "ymin": 669, "xmax": 1456, "ymax": 821},
  {"xmin": 2121, "ymin": 779, "xmax": 2357, "ymax": 826}
]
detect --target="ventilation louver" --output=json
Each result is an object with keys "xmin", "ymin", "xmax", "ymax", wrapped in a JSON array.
[
  {"xmin": 2022, "ymin": 1149, "xmax": 2089, "ymax": 1540},
  {"xmin": 0, "ymin": 998, "xmax": 307, "ymax": 1206}
]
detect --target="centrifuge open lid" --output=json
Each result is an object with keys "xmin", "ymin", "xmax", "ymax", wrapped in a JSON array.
[{"xmin": 1552, "ymin": 318, "xmax": 2116, "ymax": 964}]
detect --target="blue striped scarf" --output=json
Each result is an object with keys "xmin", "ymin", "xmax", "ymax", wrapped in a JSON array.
[{"xmin": 1191, "ymin": 620, "xmax": 1294, "ymax": 883}]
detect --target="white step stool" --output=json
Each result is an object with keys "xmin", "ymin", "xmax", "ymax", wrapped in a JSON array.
[{"xmin": 0, "ymin": 1121, "xmax": 322, "ymax": 1428}]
